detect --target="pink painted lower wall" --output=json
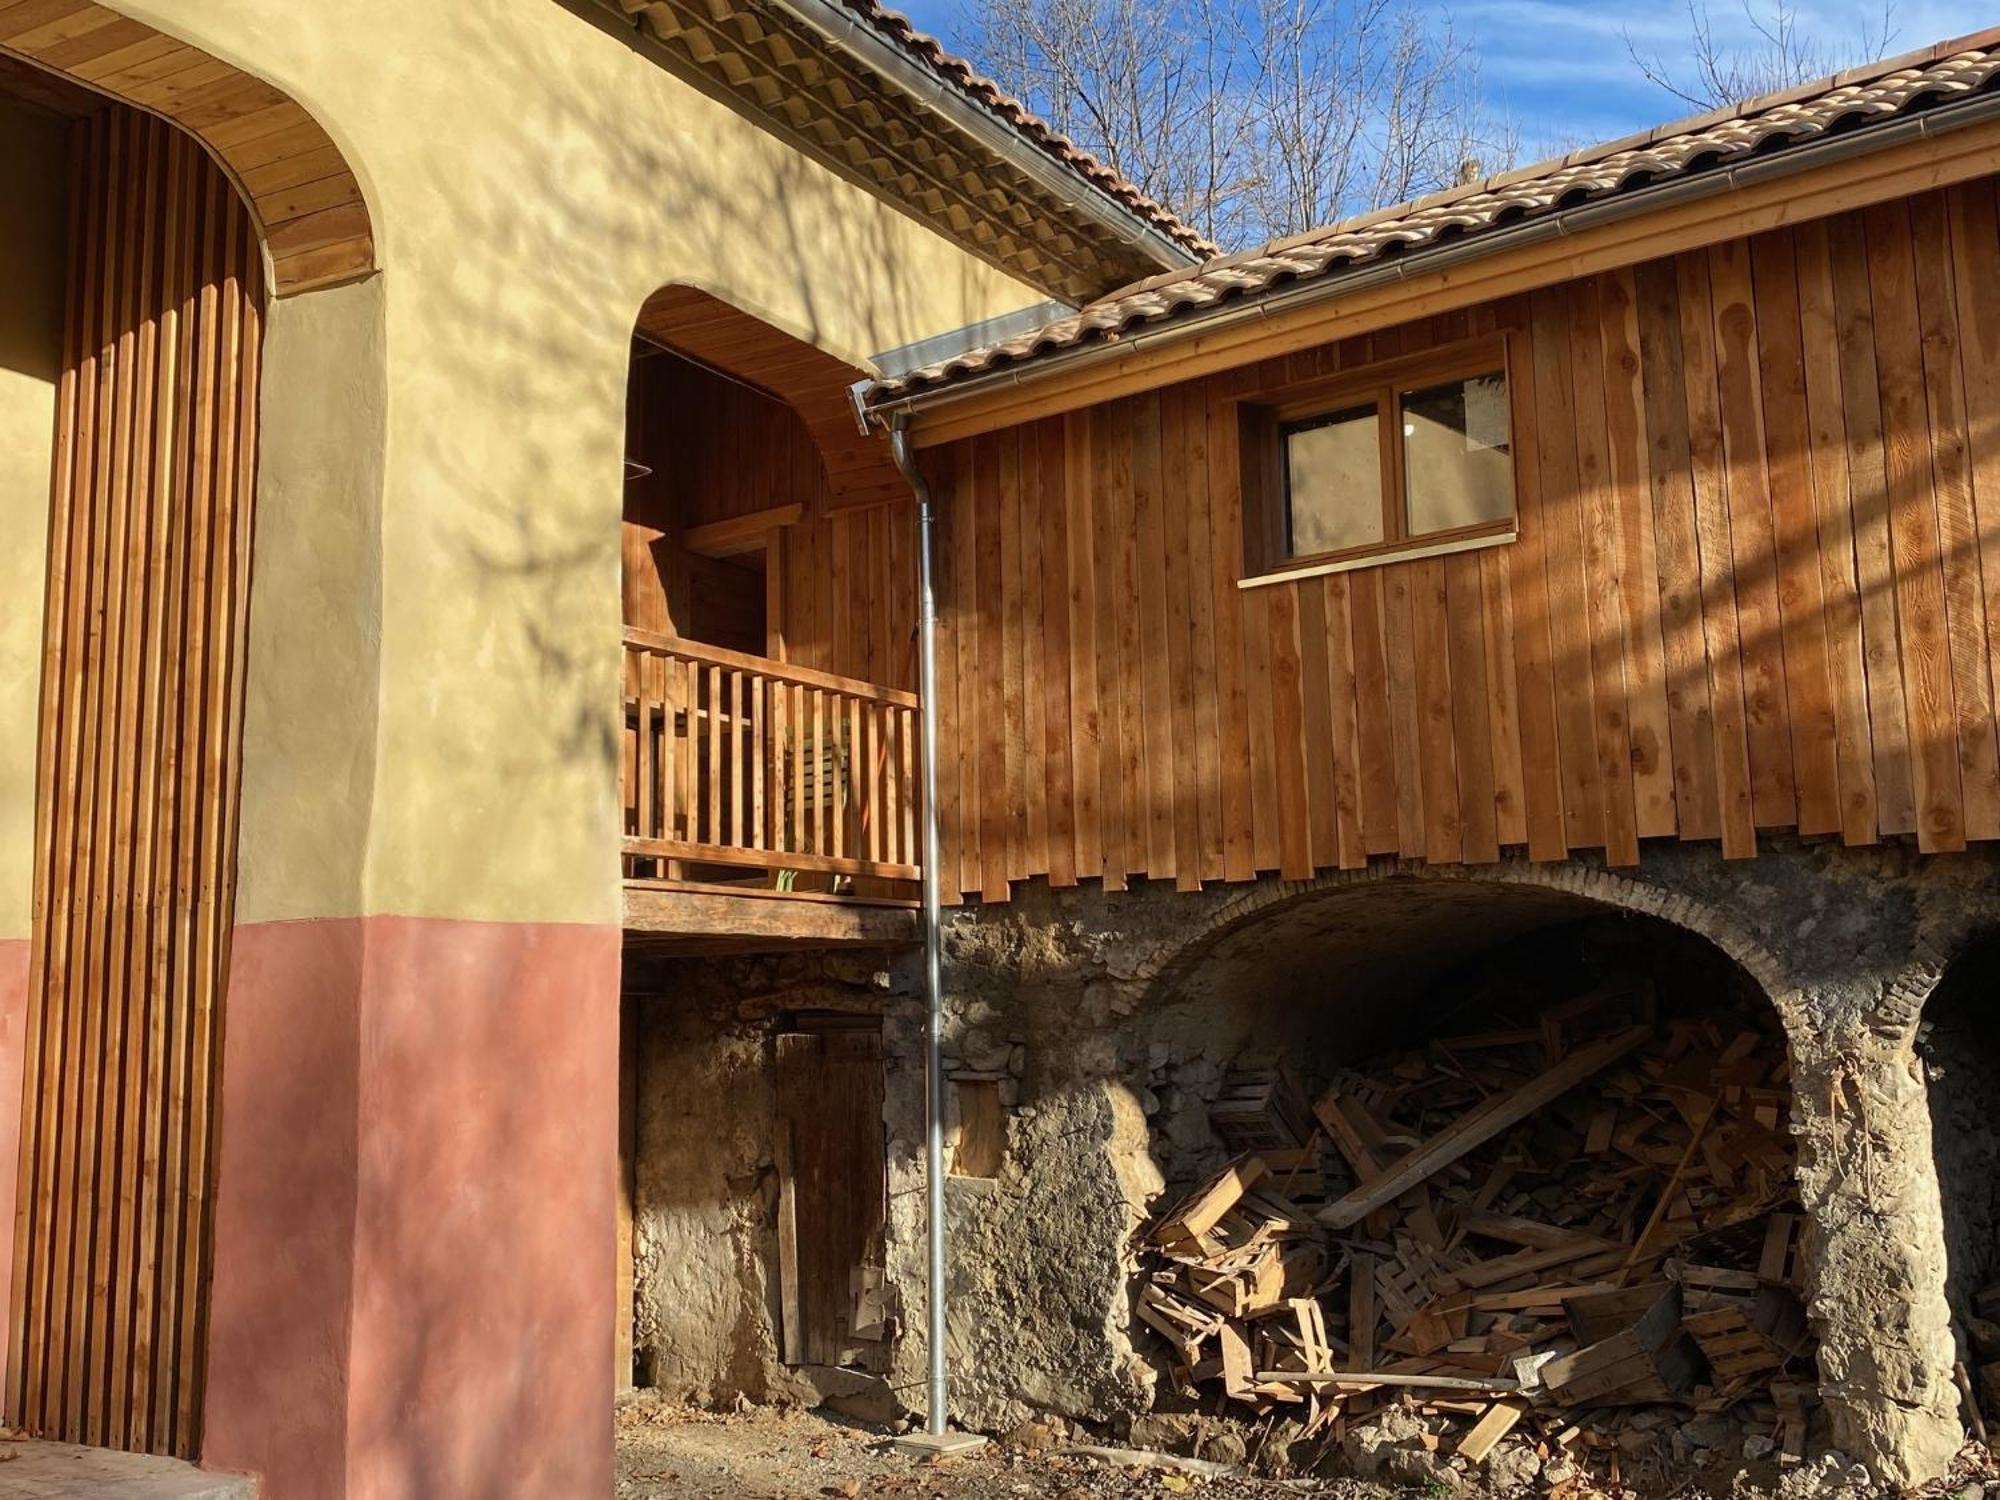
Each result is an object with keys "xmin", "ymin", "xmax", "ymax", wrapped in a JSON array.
[
  {"xmin": 0, "ymin": 936, "xmax": 29, "ymax": 1414},
  {"xmin": 203, "ymin": 917, "xmax": 364, "ymax": 1496},
  {"xmin": 204, "ymin": 915, "xmax": 620, "ymax": 1500}
]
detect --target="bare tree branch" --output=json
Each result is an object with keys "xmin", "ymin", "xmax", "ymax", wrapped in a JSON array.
[
  {"xmin": 1623, "ymin": 0, "xmax": 1900, "ymax": 111},
  {"xmin": 958, "ymin": 0, "xmax": 1515, "ymax": 249}
]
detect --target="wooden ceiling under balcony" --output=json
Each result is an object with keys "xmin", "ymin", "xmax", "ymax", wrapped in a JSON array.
[{"xmin": 635, "ymin": 283, "xmax": 907, "ymax": 511}]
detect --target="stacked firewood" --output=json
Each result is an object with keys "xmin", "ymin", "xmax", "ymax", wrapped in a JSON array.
[
  {"xmin": 1963, "ymin": 1281, "xmax": 2000, "ymax": 1438},
  {"xmin": 1136, "ymin": 980, "xmax": 1817, "ymax": 1469}
]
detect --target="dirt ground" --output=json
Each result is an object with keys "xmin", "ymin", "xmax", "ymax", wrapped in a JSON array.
[
  {"xmin": 616, "ymin": 1401, "xmax": 1393, "ymax": 1500},
  {"xmin": 615, "ymin": 1400, "xmax": 2000, "ymax": 1500}
]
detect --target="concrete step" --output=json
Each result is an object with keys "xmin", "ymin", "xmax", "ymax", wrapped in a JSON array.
[{"xmin": 0, "ymin": 1439, "xmax": 256, "ymax": 1498}]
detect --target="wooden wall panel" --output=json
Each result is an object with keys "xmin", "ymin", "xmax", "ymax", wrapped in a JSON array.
[
  {"xmin": 624, "ymin": 353, "xmax": 916, "ymax": 692},
  {"xmin": 915, "ymin": 177, "xmax": 2000, "ymax": 901},
  {"xmin": 14, "ymin": 106, "xmax": 263, "ymax": 1459}
]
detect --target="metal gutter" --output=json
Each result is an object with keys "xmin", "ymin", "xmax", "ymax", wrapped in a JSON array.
[
  {"xmin": 867, "ymin": 84, "xmax": 2000, "ymax": 422},
  {"xmin": 871, "ymin": 298, "xmax": 1076, "ymax": 380},
  {"xmin": 762, "ymin": 0, "xmax": 1202, "ymax": 272}
]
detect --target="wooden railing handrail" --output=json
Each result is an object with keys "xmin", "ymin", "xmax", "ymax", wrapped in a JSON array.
[
  {"xmin": 622, "ymin": 626, "xmax": 920, "ymax": 709},
  {"xmin": 621, "ymin": 625, "xmax": 923, "ymax": 888},
  {"xmin": 622, "ymin": 835, "xmax": 921, "ymax": 884}
]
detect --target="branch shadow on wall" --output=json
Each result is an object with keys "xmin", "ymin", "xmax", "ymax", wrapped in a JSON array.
[{"xmin": 327, "ymin": 5, "xmax": 1025, "ymax": 1493}]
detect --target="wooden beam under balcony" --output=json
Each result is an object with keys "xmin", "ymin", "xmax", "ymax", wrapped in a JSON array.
[
  {"xmin": 681, "ymin": 503, "xmax": 803, "ymax": 558},
  {"xmin": 624, "ymin": 878, "xmax": 919, "ymax": 956}
]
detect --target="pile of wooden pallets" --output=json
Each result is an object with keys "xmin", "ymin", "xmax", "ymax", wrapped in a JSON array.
[{"xmin": 1135, "ymin": 980, "xmax": 1817, "ymax": 1469}]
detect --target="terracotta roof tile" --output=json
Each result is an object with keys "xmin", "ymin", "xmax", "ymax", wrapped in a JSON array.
[
  {"xmin": 838, "ymin": 0, "xmax": 1217, "ymax": 258},
  {"xmin": 869, "ymin": 27, "xmax": 2000, "ymax": 403}
]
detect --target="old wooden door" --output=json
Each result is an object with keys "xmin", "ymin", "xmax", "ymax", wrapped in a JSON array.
[{"xmin": 773, "ymin": 1025, "xmax": 887, "ymax": 1368}]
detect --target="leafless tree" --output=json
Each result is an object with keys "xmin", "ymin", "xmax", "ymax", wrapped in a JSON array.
[
  {"xmin": 959, "ymin": 0, "xmax": 1514, "ymax": 249},
  {"xmin": 1624, "ymin": 0, "xmax": 1899, "ymax": 111}
]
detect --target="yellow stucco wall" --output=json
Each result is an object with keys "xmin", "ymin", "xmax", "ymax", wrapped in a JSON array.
[
  {"xmin": 0, "ymin": 98, "xmax": 67, "ymax": 943},
  {"xmin": 83, "ymin": 0, "xmax": 1043, "ymax": 928},
  {"xmin": 232, "ymin": 278, "xmax": 387, "ymax": 928}
]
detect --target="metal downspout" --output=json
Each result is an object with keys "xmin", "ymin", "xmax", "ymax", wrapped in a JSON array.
[{"xmin": 889, "ymin": 416, "xmax": 950, "ymax": 1437}]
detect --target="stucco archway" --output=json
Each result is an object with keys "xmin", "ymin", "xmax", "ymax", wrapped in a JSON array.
[
  {"xmin": 0, "ymin": 21, "xmax": 393, "ymax": 1483},
  {"xmin": 0, "ymin": 2, "xmax": 374, "ymax": 292},
  {"xmin": 633, "ymin": 283, "xmax": 903, "ymax": 511}
]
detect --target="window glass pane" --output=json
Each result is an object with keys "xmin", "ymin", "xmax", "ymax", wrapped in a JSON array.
[
  {"xmin": 1402, "ymin": 370, "xmax": 1513, "ymax": 537},
  {"xmin": 1284, "ymin": 404, "xmax": 1383, "ymax": 557}
]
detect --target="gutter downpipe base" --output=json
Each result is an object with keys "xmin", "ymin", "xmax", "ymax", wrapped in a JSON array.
[{"xmin": 889, "ymin": 416, "xmax": 981, "ymax": 1448}]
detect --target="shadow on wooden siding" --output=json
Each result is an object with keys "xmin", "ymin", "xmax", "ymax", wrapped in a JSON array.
[{"xmin": 919, "ymin": 178, "xmax": 2000, "ymax": 900}]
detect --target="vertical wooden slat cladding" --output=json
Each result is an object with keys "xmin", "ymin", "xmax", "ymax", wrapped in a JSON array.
[
  {"xmin": 13, "ymin": 107, "xmax": 263, "ymax": 1460},
  {"xmin": 1707, "ymin": 239, "xmax": 1798, "ymax": 830},
  {"xmin": 1909, "ymin": 190, "xmax": 2000, "ymax": 841},
  {"xmin": 909, "ymin": 173, "xmax": 2000, "ymax": 900},
  {"xmin": 1596, "ymin": 270, "xmax": 1676, "ymax": 842},
  {"xmin": 1866, "ymin": 199, "xmax": 1966, "ymax": 851},
  {"xmin": 1530, "ymin": 287, "xmax": 1606, "ymax": 853}
]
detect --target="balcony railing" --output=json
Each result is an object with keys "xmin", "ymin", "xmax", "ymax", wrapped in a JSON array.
[{"xmin": 621, "ymin": 628, "xmax": 922, "ymax": 886}]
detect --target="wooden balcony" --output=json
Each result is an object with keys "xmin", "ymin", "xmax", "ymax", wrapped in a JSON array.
[{"xmin": 621, "ymin": 629, "xmax": 922, "ymax": 952}]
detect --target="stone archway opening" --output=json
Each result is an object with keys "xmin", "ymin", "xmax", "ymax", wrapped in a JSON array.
[
  {"xmin": 1920, "ymin": 930, "xmax": 2000, "ymax": 1432},
  {"xmin": 1125, "ymin": 873, "xmax": 1812, "ymax": 1488}
]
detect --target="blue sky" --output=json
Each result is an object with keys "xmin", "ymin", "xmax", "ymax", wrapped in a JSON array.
[{"xmin": 892, "ymin": 0, "xmax": 1991, "ymax": 162}]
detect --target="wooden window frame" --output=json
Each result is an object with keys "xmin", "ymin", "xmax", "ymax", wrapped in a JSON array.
[{"xmin": 1240, "ymin": 334, "xmax": 1522, "ymax": 585}]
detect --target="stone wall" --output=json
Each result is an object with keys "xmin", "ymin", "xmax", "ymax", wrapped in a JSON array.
[
  {"xmin": 876, "ymin": 841, "xmax": 2000, "ymax": 1487},
  {"xmin": 627, "ymin": 948, "xmax": 896, "ymax": 1409},
  {"xmin": 625, "ymin": 839, "xmax": 2000, "ymax": 1487}
]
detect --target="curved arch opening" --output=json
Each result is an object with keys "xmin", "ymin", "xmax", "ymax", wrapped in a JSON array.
[
  {"xmin": 610, "ymin": 283, "xmax": 921, "ymax": 1423},
  {"xmin": 1919, "ymin": 930, "xmax": 2000, "ymax": 1428},
  {"xmin": 0, "ymin": 3, "xmax": 374, "ymax": 293},
  {"xmin": 617, "ymin": 282, "xmax": 920, "ymax": 899},
  {"xmin": 1130, "ymin": 875, "xmax": 1812, "ymax": 1485}
]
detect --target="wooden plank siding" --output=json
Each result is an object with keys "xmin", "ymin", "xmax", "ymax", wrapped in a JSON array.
[
  {"xmin": 914, "ymin": 183, "xmax": 2000, "ymax": 900},
  {"xmin": 14, "ymin": 106, "xmax": 262, "ymax": 1459},
  {"xmin": 624, "ymin": 352, "xmax": 917, "ymax": 694}
]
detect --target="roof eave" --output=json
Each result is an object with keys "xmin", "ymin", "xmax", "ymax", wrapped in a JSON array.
[
  {"xmin": 866, "ymin": 79, "xmax": 2000, "ymax": 422},
  {"xmin": 768, "ymin": 0, "xmax": 1204, "ymax": 275}
]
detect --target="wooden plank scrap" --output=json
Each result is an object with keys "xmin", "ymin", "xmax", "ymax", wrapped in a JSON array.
[
  {"xmin": 1457, "ymin": 1399, "xmax": 1529, "ymax": 1463},
  {"xmin": 1319, "ymin": 1026, "xmax": 1653, "ymax": 1229}
]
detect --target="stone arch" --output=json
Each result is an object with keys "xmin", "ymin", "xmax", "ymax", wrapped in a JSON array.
[
  {"xmin": 1109, "ymin": 856, "xmax": 1965, "ymax": 1486},
  {"xmin": 0, "ymin": 2, "xmax": 375, "ymax": 293},
  {"xmin": 1131, "ymin": 856, "xmax": 1800, "ymax": 1024}
]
